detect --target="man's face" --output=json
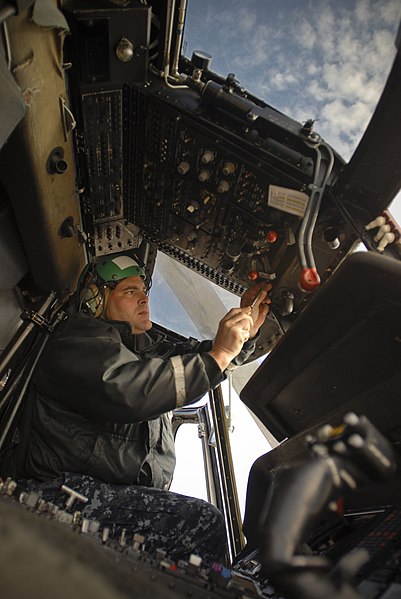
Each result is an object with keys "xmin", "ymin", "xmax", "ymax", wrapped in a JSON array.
[{"xmin": 107, "ymin": 276, "xmax": 151, "ymax": 334}]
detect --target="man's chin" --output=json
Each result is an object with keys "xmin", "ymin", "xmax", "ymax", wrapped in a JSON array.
[{"xmin": 132, "ymin": 320, "xmax": 152, "ymax": 334}]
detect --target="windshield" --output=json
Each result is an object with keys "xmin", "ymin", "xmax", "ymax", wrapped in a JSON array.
[
  {"xmin": 151, "ymin": 251, "xmax": 238, "ymax": 340},
  {"xmin": 183, "ymin": 0, "xmax": 401, "ymax": 163}
]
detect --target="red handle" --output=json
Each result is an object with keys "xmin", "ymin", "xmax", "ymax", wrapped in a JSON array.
[{"xmin": 300, "ymin": 267, "xmax": 320, "ymax": 292}]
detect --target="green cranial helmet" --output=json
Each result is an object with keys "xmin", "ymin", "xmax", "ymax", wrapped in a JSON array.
[{"xmin": 95, "ymin": 254, "xmax": 146, "ymax": 284}]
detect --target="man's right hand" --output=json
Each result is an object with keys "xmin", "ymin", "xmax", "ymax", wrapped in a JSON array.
[{"xmin": 208, "ymin": 307, "xmax": 254, "ymax": 371}]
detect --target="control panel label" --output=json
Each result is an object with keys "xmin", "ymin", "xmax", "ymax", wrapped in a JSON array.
[{"xmin": 268, "ymin": 185, "xmax": 309, "ymax": 217}]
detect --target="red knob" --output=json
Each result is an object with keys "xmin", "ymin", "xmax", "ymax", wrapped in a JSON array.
[
  {"xmin": 248, "ymin": 270, "xmax": 259, "ymax": 281},
  {"xmin": 266, "ymin": 230, "xmax": 278, "ymax": 243},
  {"xmin": 300, "ymin": 267, "xmax": 320, "ymax": 291}
]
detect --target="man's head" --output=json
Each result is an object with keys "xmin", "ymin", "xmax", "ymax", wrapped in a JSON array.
[{"xmin": 79, "ymin": 254, "xmax": 152, "ymax": 334}]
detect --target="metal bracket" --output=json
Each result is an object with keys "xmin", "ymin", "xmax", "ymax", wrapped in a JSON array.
[{"xmin": 21, "ymin": 309, "xmax": 66, "ymax": 333}]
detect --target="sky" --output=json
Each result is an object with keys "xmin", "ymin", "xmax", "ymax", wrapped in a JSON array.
[{"xmin": 160, "ymin": 0, "xmax": 401, "ymax": 514}]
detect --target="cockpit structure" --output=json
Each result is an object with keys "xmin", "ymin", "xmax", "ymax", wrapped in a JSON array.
[{"xmin": 1, "ymin": 2, "xmax": 401, "ymax": 598}]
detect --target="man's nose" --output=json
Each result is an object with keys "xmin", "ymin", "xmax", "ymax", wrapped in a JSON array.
[{"xmin": 138, "ymin": 292, "xmax": 148, "ymax": 304}]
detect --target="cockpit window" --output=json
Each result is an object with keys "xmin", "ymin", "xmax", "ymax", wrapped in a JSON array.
[
  {"xmin": 184, "ymin": 0, "xmax": 400, "ymax": 161},
  {"xmin": 151, "ymin": 251, "xmax": 239, "ymax": 340}
]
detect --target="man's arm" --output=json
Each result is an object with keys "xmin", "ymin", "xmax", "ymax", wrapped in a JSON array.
[
  {"xmin": 174, "ymin": 284, "xmax": 272, "ymax": 369},
  {"xmin": 34, "ymin": 285, "xmax": 271, "ymax": 424},
  {"xmin": 33, "ymin": 315, "xmax": 225, "ymax": 423}
]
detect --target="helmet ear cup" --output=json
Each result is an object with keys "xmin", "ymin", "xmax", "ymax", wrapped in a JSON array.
[{"xmin": 80, "ymin": 283, "xmax": 104, "ymax": 317}]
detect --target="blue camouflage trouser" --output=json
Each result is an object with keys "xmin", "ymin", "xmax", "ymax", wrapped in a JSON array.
[{"xmin": 24, "ymin": 472, "xmax": 227, "ymax": 567}]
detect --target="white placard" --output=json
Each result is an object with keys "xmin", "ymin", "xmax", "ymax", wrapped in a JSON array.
[{"xmin": 268, "ymin": 185, "xmax": 309, "ymax": 217}]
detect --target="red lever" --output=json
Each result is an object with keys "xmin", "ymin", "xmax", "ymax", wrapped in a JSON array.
[{"xmin": 300, "ymin": 267, "xmax": 320, "ymax": 292}]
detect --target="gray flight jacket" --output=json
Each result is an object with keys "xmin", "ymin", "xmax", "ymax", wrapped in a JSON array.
[{"xmin": 23, "ymin": 312, "xmax": 257, "ymax": 489}]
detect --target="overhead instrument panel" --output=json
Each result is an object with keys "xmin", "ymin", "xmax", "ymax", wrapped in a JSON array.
[
  {"xmin": 124, "ymin": 85, "xmax": 322, "ymax": 298},
  {"xmin": 63, "ymin": 0, "xmax": 364, "ymax": 332}
]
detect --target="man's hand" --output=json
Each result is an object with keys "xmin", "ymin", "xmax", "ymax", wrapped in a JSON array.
[
  {"xmin": 209, "ymin": 307, "xmax": 254, "ymax": 371},
  {"xmin": 241, "ymin": 282, "xmax": 272, "ymax": 338}
]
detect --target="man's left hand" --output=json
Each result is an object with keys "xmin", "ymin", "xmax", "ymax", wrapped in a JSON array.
[{"xmin": 241, "ymin": 282, "xmax": 272, "ymax": 339}]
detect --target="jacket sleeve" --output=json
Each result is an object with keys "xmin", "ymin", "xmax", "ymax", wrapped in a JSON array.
[
  {"xmin": 34, "ymin": 318, "xmax": 225, "ymax": 424},
  {"xmin": 173, "ymin": 334, "xmax": 259, "ymax": 367}
]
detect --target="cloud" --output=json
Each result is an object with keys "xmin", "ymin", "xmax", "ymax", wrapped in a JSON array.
[
  {"xmin": 269, "ymin": 70, "xmax": 298, "ymax": 90},
  {"xmin": 270, "ymin": 1, "xmax": 400, "ymax": 155},
  {"xmin": 321, "ymin": 98, "xmax": 372, "ymax": 133},
  {"xmin": 379, "ymin": 0, "xmax": 401, "ymax": 23},
  {"xmin": 355, "ymin": 0, "xmax": 371, "ymax": 25},
  {"xmin": 296, "ymin": 19, "xmax": 317, "ymax": 51},
  {"xmin": 236, "ymin": 8, "xmax": 258, "ymax": 33}
]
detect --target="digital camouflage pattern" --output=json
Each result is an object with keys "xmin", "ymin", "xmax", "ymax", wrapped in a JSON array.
[{"xmin": 24, "ymin": 473, "xmax": 227, "ymax": 567}]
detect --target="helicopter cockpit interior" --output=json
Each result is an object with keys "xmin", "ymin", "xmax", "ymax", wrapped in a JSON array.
[{"xmin": 1, "ymin": 2, "xmax": 401, "ymax": 598}]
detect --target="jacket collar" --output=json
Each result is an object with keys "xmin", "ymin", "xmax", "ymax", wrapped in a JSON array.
[{"xmin": 102, "ymin": 318, "xmax": 167, "ymax": 354}]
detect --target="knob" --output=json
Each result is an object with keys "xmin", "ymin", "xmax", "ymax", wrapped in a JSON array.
[
  {"xmin": 248, "ymin": 270, "xmax": 259, "ymax": 281},
  {"xmin": 266, "ymin": 230, "xmax": 278, "ymax": 243},
  {"xmin": 299, "ymin": 267, "xmax": 320, "ymax": 292},
  {"xmin": 217, "ymin": 180, "xmax": 230, "ymax": 193},
  {"xmin": 191, "ymin": 50, "xmax": 212, "ymax": 71},
  {"xmin": 198, "ymin": 170, "xmax": 210, "ymax": 183},
  {"xmin": 222, "ymin": 162, "xmax": 235, "ymax": 176},
  {"xmin": 115, "ymin": 37, "xmax": 134, "ymax": 62},
  {"xmin": 177, "ymin": 161, "xmax": 190, "ymax": 174},
  {"xmin": 201, "ymin": 151, "xmax": 214, "ymax": 164}
]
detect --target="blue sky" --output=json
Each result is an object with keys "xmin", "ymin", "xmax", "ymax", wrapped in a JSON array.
[{"xmin": 184, "ymin": 0, "xmax": 401, "ymax": 162}]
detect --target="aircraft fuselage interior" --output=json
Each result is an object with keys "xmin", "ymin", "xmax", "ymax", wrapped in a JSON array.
[{"xmin": 1, "ymin": 2, "xmax": 401, "ymax": 598}]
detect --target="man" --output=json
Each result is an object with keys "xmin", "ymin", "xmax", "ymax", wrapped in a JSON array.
[{"xmin": 19, "ymin": 253, "xmax": 271, "ymax": 566}]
